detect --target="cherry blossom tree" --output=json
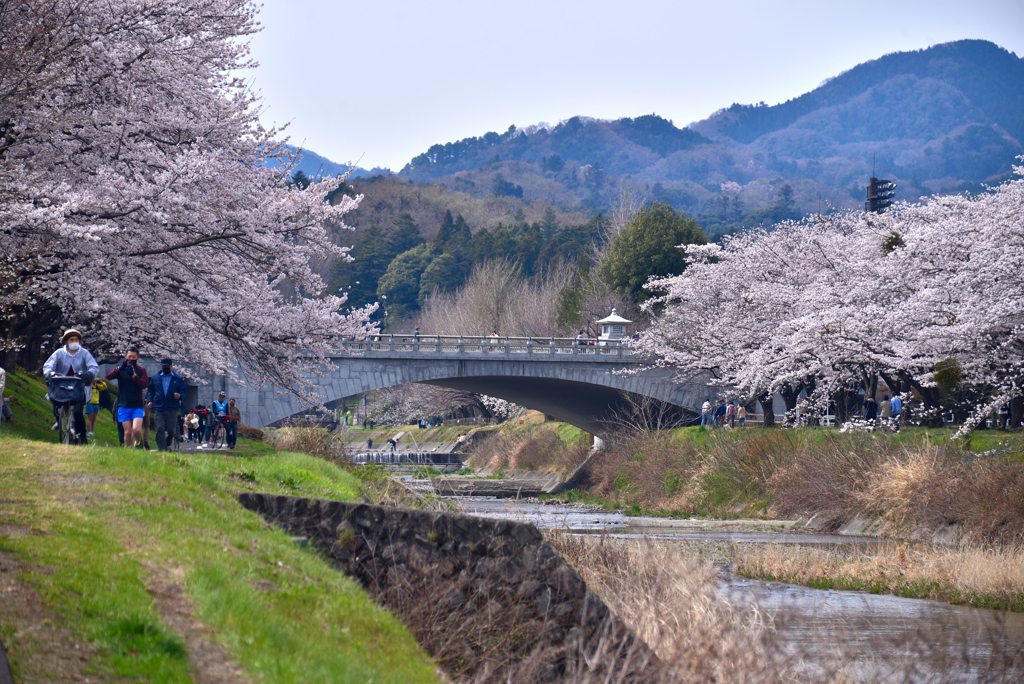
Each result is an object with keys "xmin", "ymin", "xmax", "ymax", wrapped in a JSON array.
[
  {"xmin": 637, "ymin": 161, "xmax": 1024, "ymax": 431},
  {"xmin": 0, "ymin": 0, "xmax": 375, "ymax": 400}
]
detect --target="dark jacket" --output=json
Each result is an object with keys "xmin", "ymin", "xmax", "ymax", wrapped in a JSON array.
[
  {"xmin": 105, "ymin": 361, "xmax": 149, "ymax": 408},
  {"xmin": 147, "ymin": 371, "xmax": 187, "ymax": 412}
]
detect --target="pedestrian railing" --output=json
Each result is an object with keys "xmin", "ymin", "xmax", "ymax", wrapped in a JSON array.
[{"xmin": 336, "ymin": 335, "xmax": 634, "ymax": 358}]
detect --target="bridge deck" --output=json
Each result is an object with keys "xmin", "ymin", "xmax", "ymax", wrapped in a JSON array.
[{"xmin": 335, "ymin": 335, "xmax": 641, "ymax": 362}]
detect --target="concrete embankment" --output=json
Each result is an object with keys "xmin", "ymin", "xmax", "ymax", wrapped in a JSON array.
[
  {"xmin": 793, "ymin": 511, "xmax": 965, "ymax": 545},
  {"xmin": 238, "ymin": 493, "xmax": 659, "ymax": 681}
]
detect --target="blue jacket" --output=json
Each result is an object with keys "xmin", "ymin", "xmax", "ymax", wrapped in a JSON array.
[{"xmin": 147, "ymin": 371, "xmax": 187, "ymax": 412}]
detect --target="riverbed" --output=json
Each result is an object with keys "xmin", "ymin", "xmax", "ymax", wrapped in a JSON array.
[{"xmin": 452, "ymin": 494, "xmax": 1024, "ymax": 680}]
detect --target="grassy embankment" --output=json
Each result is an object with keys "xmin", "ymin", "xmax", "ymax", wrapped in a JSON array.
[
  {"xmin": 0, "ymin": 370, "xmax": 437, "ymax": 683},
  {"xmin": 475, "ymin": 419, "xmax": 1024, "ymax": 612}
]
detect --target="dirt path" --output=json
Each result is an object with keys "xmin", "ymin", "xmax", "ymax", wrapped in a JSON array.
[
  {"xmin": 0, "ymin": 550, "xmax": 101, "ymax": 683},
  {"xmin": 143, "ymin": 562, "xmax": 250, "ymax": 684}
]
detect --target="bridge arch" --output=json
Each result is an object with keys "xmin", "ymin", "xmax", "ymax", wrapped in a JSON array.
[{"xmin": 250, "ymin": 336, "xmax": 713, "ymax": 436}]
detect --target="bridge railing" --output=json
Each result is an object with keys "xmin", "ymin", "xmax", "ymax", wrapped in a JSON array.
[{"xmin": 335, "ymin": 334, "xmax": 634, "ymax": 357}]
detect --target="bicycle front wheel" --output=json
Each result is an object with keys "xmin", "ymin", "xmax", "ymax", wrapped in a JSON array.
[{"xmin": 59, "ymin": 405, "xmax": 77, "ymax": 445}]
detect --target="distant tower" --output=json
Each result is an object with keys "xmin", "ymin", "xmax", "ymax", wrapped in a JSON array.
[{"xmin": 866, "ymin": 176, "xmax": 896, "ymax": 213}]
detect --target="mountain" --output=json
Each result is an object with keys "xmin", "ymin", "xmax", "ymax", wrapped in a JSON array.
[
  {"xmin": 273, "ymin": 145, "xmax": 389, "ymax": 180},
  {"xmin": 387, "ymin": 40, "xmax": 1022, "ymax": 218}
]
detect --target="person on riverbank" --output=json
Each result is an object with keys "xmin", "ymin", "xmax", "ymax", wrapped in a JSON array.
[
  {"xmin": 226, "ymin": 398, "xmax": 240, "ymax": 449},
  {"xmin": 44, "ymin": 329, "xmax": 100, "ymax": 445},
  {"xmin": 105, "ymin": 347, "xmax": 149, "ymax": 449},
  {"xmin": 864, "ymin": 396, "xmax": 878, "ymax": 423},
  {"xmin": 890, "ymin": 395, "xmax": 902, "ymax": 432},
  {"xmin": 86, "ymin": 377, "xmax": 108, "ymax": 438},
  {"xmin": 879, "ymin": 396, "xmax": 893, "ymax": 426},
  {"xmin": 147, "ymin": 358, "xmax": 186, "ymax": 451},
  {"xmin": 726, "ymin": 401, "xmax": 736, "ymax": 428},
  {"xmin": 714, "ymin": 402, "xmax": 727, "ymax": 427},
  {"xmin": 701, "ymin": 400, "xmax": 712, "ymax": 427},
  {"xmin": 737, "ymin": 404, "xmax": 746, "ymax": 427}
]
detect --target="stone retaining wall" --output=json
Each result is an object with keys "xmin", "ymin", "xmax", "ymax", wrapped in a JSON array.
[{"xmin": 237, "ymin": 493, "xmax": 660, "ymax": 682}]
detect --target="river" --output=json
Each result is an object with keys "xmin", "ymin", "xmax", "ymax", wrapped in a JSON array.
[{"xmin": 452, "ymin": 495, "xmax": 1024, "ymax": 681}]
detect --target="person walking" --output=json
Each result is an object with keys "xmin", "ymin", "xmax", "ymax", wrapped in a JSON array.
[
  {"xmin": 714, "ymin": 402, "xmax": 727, "ymax": 427},
  {"xmin": 701, "ymin": 399, "xmax": 712, "ymax": 427},
  {"xmin": 879, "ymin": 395, "xmax": 893, "ymax": 429},
  {"xmin": 43, "ymin": 329, "xmax": 99, "ymax": 445},
  {"xmin": 864, "ymin": 396, "xmax": 878, "ymax": 422},
  {"xmin": 197, "ymin": 405, "xmax": 211, "ymax": 443},
  {"xmin": 890, "ymin": 394, "xmax": 902, "ymax": 433},
  {"xmin": 105, "ymin": 346, "xmax": 149, "ymax": 449},
  {"xmin": 726, "ymin": 401, "xmax": 736, "ymax": 428},
  {"xmin": 85, "ymin": 377, "xmax": 108, "ymax": 438},
  {"xmin": 185, "ymin": 411, "xmax": 199, "ymax": 442},
  {"xmin": 226, "ymin": 398, "xmax": 241, "ymax": 449},
  {"xmin": 147, "ymin": 358, "xmax": 186, "ymax": 451},
  {"xmin": 737, "ymin": 404, "xmax": 747, "ymax": 427}
]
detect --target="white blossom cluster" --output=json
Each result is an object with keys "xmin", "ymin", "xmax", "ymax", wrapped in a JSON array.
[
  {"xmin": 636, "ymin": 162, "xmax": 1024, "ymax": 433},
  {"xmin": 479, "ymin": 395, "xmax": 526, "ymax": 422},
  {"xmin": 0, "ymin": 0, "xmax": 376, "ymax": 401}
]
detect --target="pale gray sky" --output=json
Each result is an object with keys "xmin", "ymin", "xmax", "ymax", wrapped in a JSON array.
[{"xmin": 247, "ymin": 0, "xmax": 1024, "ymax": 171}]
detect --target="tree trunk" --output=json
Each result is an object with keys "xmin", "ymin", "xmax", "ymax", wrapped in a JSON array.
[{"xmin": 759, "ymin": 394, "xmax": 775, "ymax": 427}]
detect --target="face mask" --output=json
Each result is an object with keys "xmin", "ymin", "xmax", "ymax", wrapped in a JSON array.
[
  {"xmin": 162, "ymin": 366, "xmax": 172, "ymax": 374},
  {"xmin": 67, "ymin": 342, "xmax": 80, "ymax": 352}
]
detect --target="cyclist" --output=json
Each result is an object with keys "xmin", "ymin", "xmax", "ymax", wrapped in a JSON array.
[
  {"xmin": 104, "ymin": 346, "xmax": 149, "ymax": 449},
  {"xmin": 147, "ymin": 358, "xmax": 186, "ymax": 452},
  {"xmin": 42, "ymin": 329, "xmax": 99, "ymax": 445},
  {"xmin": 211, "ymin": 392, "xmax": 228, "ymax": 446}
]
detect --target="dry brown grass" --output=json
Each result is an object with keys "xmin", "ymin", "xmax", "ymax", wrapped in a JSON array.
[
  {"xmin": 546, "ymin": 533, "xmax": 1024, "ymax": 682},
  {"xmin": 732, "ymin": 542, "xmax": 1024, "ymax": 610},
  {"xmin": 546, "ymin": 531, "xmax": 790, "ymax": 683},
  {"xmin": 769, "ymin": 441, "xmax": 1024, "ymax": 544},
  {"xmin": 265, "ymin": 425, "xmax": 348, "ymax": 460},
  {"xmin": 578, "ymin": 427, "xmax": 1024, "ymax": 545},
  {"xmin": 468, "ymin": 425, "xmax": 589, "ymax": 473}
]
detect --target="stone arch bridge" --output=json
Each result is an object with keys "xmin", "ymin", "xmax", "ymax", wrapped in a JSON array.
[{"xmin": 236, "ymin": 335, "xmax": 711, "ymax": 437}]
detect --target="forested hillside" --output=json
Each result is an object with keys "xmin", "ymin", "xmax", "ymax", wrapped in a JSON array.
[{"xmin": 311, "ymin": 39, "xmax": 1023, "ymax": 331}]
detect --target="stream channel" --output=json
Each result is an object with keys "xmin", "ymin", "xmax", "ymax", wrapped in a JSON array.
[{"xmin": 430, "ymin": 489, "xmax": 1024, "ymax": 680}]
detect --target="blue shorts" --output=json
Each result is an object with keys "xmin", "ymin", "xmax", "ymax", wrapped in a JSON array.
[
  {"xmin": 117, "ymin": 407, "xmax": 145, "ymax": 423},
  {"xmin": 85, "ymin": 404, "xmax": 99, "ymax": 415}
]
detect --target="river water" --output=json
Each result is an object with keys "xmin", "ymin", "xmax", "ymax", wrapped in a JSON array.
[{"xmin": 452, "ymin": 495, "xmax": 1024, "ymax": 681}]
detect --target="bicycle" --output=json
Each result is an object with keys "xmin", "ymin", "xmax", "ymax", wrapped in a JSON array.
[
  {"xmin": 47, "ymin": 375, "xmax": 84, "ymax": 446},
  {"xmin": 209, "ymin": 416, "xmax": 228, "ymax": 449}
]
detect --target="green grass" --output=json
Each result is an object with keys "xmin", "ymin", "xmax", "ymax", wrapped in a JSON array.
[{"xmin": 0, "ymin": 433, "xmax": 438, "ymax": 682}]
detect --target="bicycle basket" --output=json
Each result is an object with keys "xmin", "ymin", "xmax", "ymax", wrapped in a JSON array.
[{"xmin": 48, "ymin": 376, "xmax": 84, "ymax": 404}]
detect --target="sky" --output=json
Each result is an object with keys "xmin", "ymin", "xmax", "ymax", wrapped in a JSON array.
[{"xmin": 247, "ymin": 0, "xmax": 1024, "ymax": 171}]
